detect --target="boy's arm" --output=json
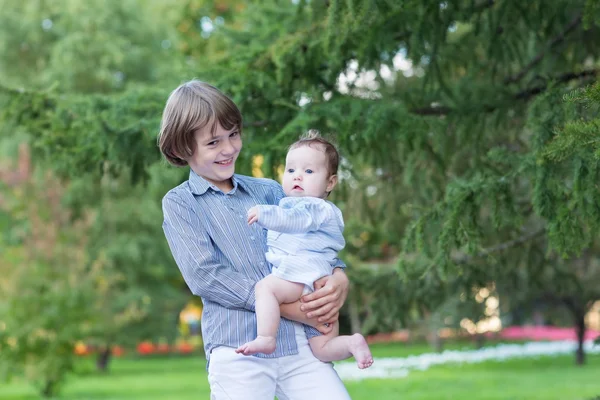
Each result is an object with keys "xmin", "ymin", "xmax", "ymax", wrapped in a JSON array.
[
  {"xmin": 280, "ymin": 266, "xmax": 349, "ymax": 334},
  {"xmin": 162, "ymin": 192, "xmax": 257, "ymax": 311},
  {"xmin": 280, "ymin": 302, "xmax": 333, "ymax": 335},
  {"xmin": 255, "ymin": 201, "xmax": 330, "ymax": 233}
]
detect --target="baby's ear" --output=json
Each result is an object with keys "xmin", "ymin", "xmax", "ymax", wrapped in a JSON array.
[{"xmin": 326, "ymin": 175, "xmax": 338, "ymax": 193}]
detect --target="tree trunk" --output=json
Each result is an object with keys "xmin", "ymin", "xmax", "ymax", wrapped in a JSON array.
[
  {"xmin": 41, "ymin": 379, "xmax": 55, "ymax": 398},
  {"xmin": 427, "ymin": 330, "xmax": 444, "ymax": 353},
  {"xmin": 575, "ymin": 312, "xmax": 586, "ymax": 366},
  {"xmin": 96, "ymin": 346, "xmax": 112, "ymax": 372},
  {"xmin": 475, "ymin": 333, "xmax": 486, "ymax": 349}
]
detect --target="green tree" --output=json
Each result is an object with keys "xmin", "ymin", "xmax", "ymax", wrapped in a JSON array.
[
  {"xmin": 0, "ymin": 0, "xmax": 185, "ymax": 92},
  {"xmin": 69, "ymin": 165, "xmax": 189, "ymax": 371},
  {"xmin": 0, "ymin": 0, "xmax": 194, "ymax": 373},
  {"xmin": 2, "ymin": 0, "xmax": 600, "ymax": 366},
  {"xmin": 0, "ymin": 149, "xmax": 123, "ymax": 397}
]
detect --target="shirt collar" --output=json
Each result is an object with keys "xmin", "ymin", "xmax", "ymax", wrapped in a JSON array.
[{"xmin": 188, "ymin": 170, "xmax": 247, "ymax": 195}]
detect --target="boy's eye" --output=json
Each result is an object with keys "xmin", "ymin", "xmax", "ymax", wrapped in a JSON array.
[
  {"xmin": 230, "ymin": 131, "xmax": 239, "ymax": 138},
  {"xmin": 305, "ymin": 169, "xmax": 313, "ymax": 174},
  {"xmin": 207, "ymin": 141, "xmax": 218, "ymax": 146},
  {"xmin": 287, "ymin": 168, "xmax": 295, "ymax": 173}
]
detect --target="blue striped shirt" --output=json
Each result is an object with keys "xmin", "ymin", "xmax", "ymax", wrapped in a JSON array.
[
  {"xmin": 258, "ymin": 197, "xmax": 345, "ymax": 290},
  {"xmin": 162, "ymin": 171, "xmax": 327, "ymax": 366}
]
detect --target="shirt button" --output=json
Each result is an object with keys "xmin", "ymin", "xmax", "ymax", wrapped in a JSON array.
[
  {"xmin": 260, "ymin": 262, "xmax": 265, "ymax": 266},
  {"xmin": 239, "ymin": 214, "xmax": 243, "ymax": 218},
  {"xmin": 250, "ymin": 236, "xmax": 255, "ymax": 240}
]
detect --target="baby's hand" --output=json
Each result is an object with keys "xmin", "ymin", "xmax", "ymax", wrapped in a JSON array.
[{"xmin": 247, "ymin": 206, "xmax": 259, "ymax": 225}]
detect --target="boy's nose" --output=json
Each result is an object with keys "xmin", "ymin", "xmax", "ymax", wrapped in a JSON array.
[{"xmin": 221, "ymin": 140, "xmax": 236, "ymax": 155}]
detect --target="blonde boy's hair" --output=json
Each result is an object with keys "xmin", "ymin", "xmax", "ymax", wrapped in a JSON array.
[
  {"xmin": 289, "ymin": 129, "xmax": 339, "ymax": 177},
  {"xmin": 158, "ymin": 80, "xmax": 242, "ymax": 167}
]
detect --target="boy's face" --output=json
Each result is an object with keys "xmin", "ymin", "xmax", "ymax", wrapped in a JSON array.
[
  {"xmin": 282, "ymin": 145, "xmax": 337, "ymax": 199},
  {"xmin": 188, "ymin": 123, "xmax": 242, "ymax": 190}
]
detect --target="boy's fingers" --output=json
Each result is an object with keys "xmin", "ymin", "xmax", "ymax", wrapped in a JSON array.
[
  {"xmin": 308, "ymin": 303, "xmax": 335, "ymax": 319},
  {"xmin": 301, "ymin": 285, "xmax": 333, "ymax": 304},
  {"xmin": 319, "ymin": 311, "xmax": 339, "ymax": 324},
  {"xmin": 301, "ymin": 294, "xmax": 333, "ymax": 312}
]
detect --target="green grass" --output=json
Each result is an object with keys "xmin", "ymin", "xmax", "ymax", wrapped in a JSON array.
[{"xmin": 2, "ymin": 342, "xmax": 599, "ymax": 400}]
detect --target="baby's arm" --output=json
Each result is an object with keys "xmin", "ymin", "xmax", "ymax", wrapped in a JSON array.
[
  {"xmin": 248, "ymin": 201, "xmax": 330, "ymax": 233},
  {"xmin": 163, "ymin": 192, "xmax": 257, "ymax": 311}
]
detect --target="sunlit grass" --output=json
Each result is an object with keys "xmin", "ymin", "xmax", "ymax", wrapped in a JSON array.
[{"xmin": 2, "ymin": 341, "xmax": 599, "ymax": 400}]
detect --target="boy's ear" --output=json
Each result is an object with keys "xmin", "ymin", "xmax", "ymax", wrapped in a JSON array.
[{"xmin": 326, "ymin": 175, "xmax": 338, "ymax": 193}]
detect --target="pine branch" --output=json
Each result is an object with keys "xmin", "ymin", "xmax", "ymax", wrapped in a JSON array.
[
  {"xmin": 453, "ymin": 228, "xmax": 546, "ymax": 264},
  {"xmin": 410, "ymin": 105, "xmax": 453, "ymax": 116},
  {"xmin": 504, "ymin": 13, "xmax": 583, "ymax": 84},
  {"xmin": 253, "ymin": 69, "xmax": 597, "ymax": 123},
  {"xmin": 514, "ymin": 69, "xmax": 598, "ymax": 100},
  {"xmin": 393, "ymin": 1, "xmax": 496, "ymax": 48},
  {"xmin": 474, "ymin": 0, "xmax": 496, "ymax": 12},
  {"xmin": 411, "ymin": 69, "xmax": 598, "ymax": 116},
  {"xmin": 0, "ymin": 83, "xmax": 23, "ymax": 95}
]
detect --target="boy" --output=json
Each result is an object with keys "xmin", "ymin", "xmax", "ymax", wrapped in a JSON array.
[
  {"xmin": 159, "ymin": 80, "xmax": 352, "ymax": 399},
  {"xmin": 236, "ymin": 131, "xmax": 374, "ymax": 369}
]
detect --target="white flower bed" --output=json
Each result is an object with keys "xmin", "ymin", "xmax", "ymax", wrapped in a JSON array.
[{"xmin": 336, "ymin": 340, "xmax": 600, "ymax": 381}]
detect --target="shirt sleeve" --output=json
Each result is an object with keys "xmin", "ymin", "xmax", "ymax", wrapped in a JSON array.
[
  {"xmin": 303, "ymin": 325, "xmax": 321, "ymax": 339},
  {"xmin": 332, "ymin": 258, "xmax": 347, "ymax": 270},
  {"xmin": 256, "ymin": 201, "xmax": 331, "ymax": 233},
  {"xmin": 162, "ymin": 191, "xmax": 256, "ymax": 311}
]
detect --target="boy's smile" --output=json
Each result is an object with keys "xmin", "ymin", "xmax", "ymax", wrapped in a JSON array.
[
  {"xmin": 188, "ymin": 122, "xmax": 241, "ymax": 192},
  {"xmin": 215, "ymin": 157, "xmax": 234, "ymax": 166}
]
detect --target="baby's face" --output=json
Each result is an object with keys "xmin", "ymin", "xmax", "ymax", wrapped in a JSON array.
[{"xmin": 282, "ymin": 145, "xmax": 336, "ymax": 199}]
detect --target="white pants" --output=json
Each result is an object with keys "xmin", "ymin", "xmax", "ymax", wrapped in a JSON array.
[{"xmin": 208, "ymin": 324, "xmax": 351, "ymax": 400}]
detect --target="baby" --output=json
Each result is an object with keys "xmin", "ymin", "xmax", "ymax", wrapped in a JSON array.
[{"xmin": 236, "ymin": 131, "xmax": 373, "ymax": 369}]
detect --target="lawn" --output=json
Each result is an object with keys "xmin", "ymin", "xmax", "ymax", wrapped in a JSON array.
[{"xmin": 2, "ymin": 341, "xmax": 599, "ymax": 400}]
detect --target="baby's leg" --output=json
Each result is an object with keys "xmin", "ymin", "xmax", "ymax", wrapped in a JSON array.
[
  {"xmin": 308, "ymin": 323, "xmax": 374, "ymax": 369},
  {"xmin": 236, "ymin": 275, "xmax": 304, "ymax": 356}
]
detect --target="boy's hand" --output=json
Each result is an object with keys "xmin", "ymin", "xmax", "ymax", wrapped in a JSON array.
[
  {"xmin": 247, "ymin": 206, "xmax": 259, "ymax": 225},
  {"xmin": 300, "ymin": 268, "xmax": 348, "ymax": 324}
]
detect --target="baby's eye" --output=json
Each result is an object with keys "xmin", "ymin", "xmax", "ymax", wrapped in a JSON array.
[
  {"xmin": 287, "ymin": 168, "xmax": 295, "ymax": 173},
  {"xmin": 305, "ymin": 169, "xmax": 313, "ymax": 174}
]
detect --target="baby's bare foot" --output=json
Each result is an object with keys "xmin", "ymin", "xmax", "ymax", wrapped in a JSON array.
[
  {"xmin": 235, "ymin": 336, "xmax": 277, "ymax": 356},
  {"xmin": 349, "ymin": 333, "xmax": 374, "ymax": 369}
]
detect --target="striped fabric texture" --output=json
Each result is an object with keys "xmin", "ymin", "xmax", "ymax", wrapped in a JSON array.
[{"xmin": 162, "ymin": 171, "xmax": 323, "ymax": 366}]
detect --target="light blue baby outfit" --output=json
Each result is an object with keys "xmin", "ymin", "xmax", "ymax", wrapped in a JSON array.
[{"xmin": 255, "ymin": 197, "xmax": 345, "ymax": 292}]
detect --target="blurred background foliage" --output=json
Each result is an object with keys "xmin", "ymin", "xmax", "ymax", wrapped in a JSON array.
[{"xmin": 0, "ymin": 0, "xmax": 599, "ymax": 396}]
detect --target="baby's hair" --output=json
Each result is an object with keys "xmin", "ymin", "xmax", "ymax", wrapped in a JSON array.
[{"xmin": 288, "ymin": 129, "xmax": 339, "ymax": 177}]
